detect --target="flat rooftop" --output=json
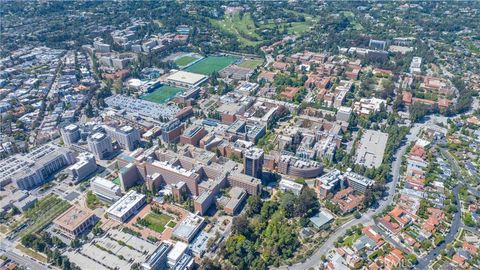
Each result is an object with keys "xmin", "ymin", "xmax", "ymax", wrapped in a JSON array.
[
  {"xmin": 167, "ymin": 70, "xmax": 207, "ymax": 85},
  {"xmin": 172, "ymin": 214, "xmax": 204, "ymax": 241},
  {"xmin": 355, "ymin": 129, "xmax": 389, "ymax": 169},
  {"xmin": 91, "ymin": 132, "xmax": 107, "ymax": 141},
  {"xmin": 106, "ymin": 190, "xmax": 145, "ymax": 218},
  {"xmin": 53, "ymin": 205, "xmax": 94, "ymax": 231}
]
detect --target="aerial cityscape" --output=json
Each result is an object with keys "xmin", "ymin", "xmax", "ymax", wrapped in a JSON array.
[{"xmin": 0, "ymin": 1, "xmax": 479, "ymax": 270}]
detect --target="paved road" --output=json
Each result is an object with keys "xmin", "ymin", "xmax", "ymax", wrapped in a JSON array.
[
  {"xmin": 286, "ymin": 123, "xmax": 425, "ymax": 270},
  {"xmin": 417, "ymin": 185, "xmax": 461, "ymax": 268},
  {"xmin": 415, "ymin": 148, "xmax": 465, "ymax": 268},
  {"xmin": 5, "ymin": 250, "xmax": 50, "ymax": 270}
]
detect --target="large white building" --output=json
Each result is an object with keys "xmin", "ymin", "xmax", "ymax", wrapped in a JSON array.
[
  {"xmin": 344, "ymin": 171, "xmax": 374, "ymax": 193},
  {"xmin": 106, "ymin": 125, "xmax": 140, "ymax": 151},
  {"xmin": 165, "ymin": 70, "xmax": 208, "ymax": 88},
  {"xmin": 107, "ymin": 190, "xmax": 146, "ymax": 222},
  {"xmin": 0, "ymin": 144, "xmax": 75, "ymax": 190},
  {"xmin": 69, "ymin": 152, "xmax": 97, "ymax": 182},
  {"xmin": 172, "ymin": 213, "xmax": 205, "ymax": 243},
  {"xmin": 279, "ymin": 178, "xmax": 304, "ymax": 195},
  {"xmin": 87, "ymin": 132, "xmax": 113, "ymax": 160},
  {"xmin": 91, "ymin": 176, "xmax": 122, "ymax": 203},
  {"xmin": 243, "ymin": 148, "xmax": 264, "ymax": 179}
]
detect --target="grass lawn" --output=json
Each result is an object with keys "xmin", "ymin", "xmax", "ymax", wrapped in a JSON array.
[
  {"xmin": 167, "ymin": 220, "xmax": 177, "ymax": 228},
  {"xmin": 144, "ymin": 213, "xmax": 172, "ymax": 233},
  {"xmin": 16, "ymin": 244, "xmax": 48, "ymax": 263},
  {"xmin": 186, "ymin": 56, "xmax": 239, "ymax": 75},
  {"xmin": 342, "ymin": 233, "xmax": 361, "ymax": 247},
  {"xmin": 141, "ymin": 85, "xmax": 184, "ymax": 104},
  {"xmin": 239, "ymin": 59, "xmax": 263, "ymax": 69},
  {"xmin": 260, "ymin": 10, "xmax": 318, "ymax": 36},
  {"xmin": 174, "ymin": 55, "xmax": 199, "ymax": 67},
  {"xmin": 210, "ymin": 12, "xmax": 264, "ymax": 46}
]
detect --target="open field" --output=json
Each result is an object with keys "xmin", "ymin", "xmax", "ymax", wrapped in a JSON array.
[
  {"xmin": 144, "ymin": 213, "xmax": 172, "ymax": 233},
  {"xmin": 186, "ymin": 56, "xmax": 239, "ymax": 75},
  {"xmin": 210, "ymin": 12, "xmax": 263, "ymax": 46},
  {"xmin": 239, "ymin": 58, "xmax": 263, "ymax": 69},
  {"xmin": 141, "ymin": 85, "xmax": 184, "ymax": 104},
  {"xmin": 211, "ymin": 10, "xmax": 318, "ymax": 46},
  {"xmin": 259, "ymin": 10, "xmax": 318, "ymax": 35},
  {"xmin": 175, "ymin": 56, "xmax": 198, "ymax": 66},
  {"xmin": 174, "ymin": 53, "xmax": 203, "ymax": 68}
]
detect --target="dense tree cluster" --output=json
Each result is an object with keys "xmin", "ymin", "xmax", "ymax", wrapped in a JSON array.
[
  {"xmin": 21, "ymin": 232, "xmax": 79, "ymax": 270},
  {"xmin": 218, "ymin": 188, "xmax": 319, "ymax": 269}
]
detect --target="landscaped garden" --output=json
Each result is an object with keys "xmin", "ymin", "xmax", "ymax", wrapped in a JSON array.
[{"xmin": 136, "ymin": 209, "xmax": 174, "ymax": 233}]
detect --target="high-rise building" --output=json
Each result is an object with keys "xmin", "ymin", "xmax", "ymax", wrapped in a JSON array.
[
  {"xmin": 243, "ymin": 148, "xmax": 264, "ymax": 179},
  {"xmin": 69, "ymin": 152, "xmax": 97, "ymax": 182},
  {"xmin": 61, "ymin": 124, "xmax": 81, "ymax": 146},
  {"xmin": 87, "ymin": 132, "xmax": 113, "ymax": 160},
  {"xmin": 106, "ymin": 125, "xmax": 140, "ymax": 151}
]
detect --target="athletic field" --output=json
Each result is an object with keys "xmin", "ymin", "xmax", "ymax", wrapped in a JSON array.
[
  {"xmin": 186, "ymin": 55, "xmax": 239, "ymax": 75},
  {"xmin": 239, "ymin": 58, "xmax": 263, "ymax": 69},
  {"xmin": 141, "ymin": 85, "xmax": 184, "ymax": 104},
  {"xmin": 174, "ymin": 55, "xmax": 198, "ymax": 67}
]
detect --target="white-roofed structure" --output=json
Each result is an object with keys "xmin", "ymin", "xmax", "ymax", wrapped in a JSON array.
[
  {"xmin": 167, "ymin": 241, "xmax": 188, "ymax": 267},
  {"xmin": 106, "ymin": 190, "xmax": 145, "ymax": 222},
  {"xmin": 165, "ymin": 70, "xmax": 208, "ymax": 88},
  {"xmin": 279, "ymin": 179, "xmax": 304, "ymax": 195},
  {"xmin": 172, "ymin": 213, "xmax": 205, "ymax": 243},
  {"xmin": 91, "ymin": 176, "xmax": 122, "ymax": 203}
]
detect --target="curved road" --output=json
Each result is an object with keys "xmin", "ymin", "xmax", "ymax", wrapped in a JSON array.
[
  {"xmin": 417, "ymin": 185, "xmax": 461, "ymax": 269},
  {"xmin": 416, "ymin": 148, "xmax": 467, "ymax": 268},
  {"xmin": 286, "ymin": 123, "xmax": 424, "ymax": 270}
]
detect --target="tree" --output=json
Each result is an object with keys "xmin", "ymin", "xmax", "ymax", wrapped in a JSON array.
[
  {"xmin": 280, "ymin": 191, "xmax": 296, "ymax": 218},
  {"xmin": 247, "ymin": 195, "xmax": 262, "ymax": 215},
  {"xmin": 295, "ymin": 187, "xmax": 319, "ymax": 218},
  {"xmin": 232, "ymin": 215, "xmax": 250, "ymax": 236},
  {"xmin": 407, "ymin": 254, "xmax": 418, "ymax": 265}
]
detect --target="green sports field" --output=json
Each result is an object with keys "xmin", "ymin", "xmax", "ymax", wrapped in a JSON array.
[
  {"xmin": 141, "ymin": 85, "xmax": 184, "ymax": 104},
  {"xmin": 239, "ymin": 59, "xmax": 263, "ymax": 69},
  {"xmin": 186, "ymin": 56, "xmax": 239, "ymax": 75},
  {"xmin": 174, "ymin": 55, "xmax": 200, "ymax": 67}
]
